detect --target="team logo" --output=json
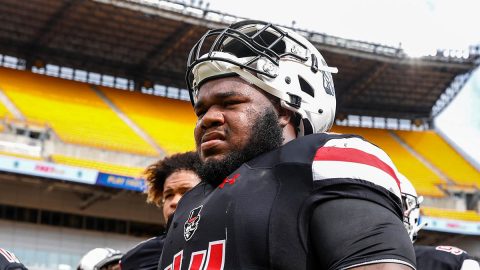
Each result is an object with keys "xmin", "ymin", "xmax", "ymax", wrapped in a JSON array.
[
  {"xmin": 322, "ymin": 70, "xmax": 335, "ymax": 96},
  {"xmin": 184, "ymin": 205, "xmax": 203, "ymax": 241},
  {"xmin": 219, "ymin": 174, "xmax": 240, "ymax": 189},
  {"xmin": 320, "ymin": 58, "xmax": 334, "ymax": 96}
]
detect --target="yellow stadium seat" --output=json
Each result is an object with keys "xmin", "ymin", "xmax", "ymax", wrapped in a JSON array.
[
  {"xmin": 0, "ymin": 99, "xmax": 11, "ymax": 119},
  {"xmin": 396, "ymin": 130, "xmax": 480, "ymax": 187},
  {"xmin": 331, "ymin": 126, "xmax": 446, "ymax": 197},
  {"xmin": 100, "ymin": 86, "xmax": 196, "ymax": 155},
  {"xmin": 51, "ymin": 154, "xmax": 144, "ymax": 178},
  {"xmin": 0, "ymin": 150, "xmax": 43, "ymax": 161},
  {"xmin": 0, "ymin": 67, "xmax": 156, "ymax": 156},
  {"xmin": 422, "ymin": 206, "xmax": 480, "ymax": 222}
]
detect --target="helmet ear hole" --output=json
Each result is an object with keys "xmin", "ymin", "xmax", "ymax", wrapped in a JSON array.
[
  {"xmin": 302, "ymin": 118, "xmax": 313, "ymax": 135},
  {"xmin": 298, "ymin": 75, "xmax": 314, "ymax": 97}
]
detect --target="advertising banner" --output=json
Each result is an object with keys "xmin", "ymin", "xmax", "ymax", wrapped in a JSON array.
[
  {"xmin": 95, "ymin": 172, "xmax": 146, "ymax": 192},
  {"xmin": 421, "ymin": 216, "xmax": 480, "ymax": 235},
  {"xmin": 0, "ymin": 155, "xmax": 98, "ymax": 184}
]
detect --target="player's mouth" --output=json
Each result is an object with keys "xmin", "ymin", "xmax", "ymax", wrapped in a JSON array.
[{"xmin": 200, "ymin": 132, "xmax": 226, "ymax": 153}]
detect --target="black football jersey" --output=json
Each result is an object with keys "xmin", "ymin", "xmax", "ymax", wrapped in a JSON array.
[
  {"xmin": 159, "ymin": 133, "xmax": 415, "ymax": 270},
  {"xmin": 121, "ymin": 235, "xmax": 165, "ymax": 270},
  {"xmin": 0, "ymin": 248, "xmax": 28, "ymax": 270},
  {"xmin": 415, "ymin": 245, "xmax": 480, "ymax": 270}
]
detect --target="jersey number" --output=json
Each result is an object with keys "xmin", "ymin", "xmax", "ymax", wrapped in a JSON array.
[
  {"xmin": 436, "ymin": 245, "xmax": 465, "ymax": 256},
  {"xmin": 164, "ymin": 240, "xmax": 225, "ymax": 270}
]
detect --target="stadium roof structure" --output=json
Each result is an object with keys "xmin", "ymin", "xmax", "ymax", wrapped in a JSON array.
[{"xmin": 0, "ymin": 0, "xmax": 478, "ymax": 121}]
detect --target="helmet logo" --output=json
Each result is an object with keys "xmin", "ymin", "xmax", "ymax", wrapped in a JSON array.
[
  {"xmin": 322, "ymin": 70, "xmax": 334, "ymax": 96},
  {"xmin": 184, "ymin": 205, "xmax": 203, "ymax": 241},
  {"xmin": 262, "ymin": 61, "xmax": 278, "ymax": 76}
]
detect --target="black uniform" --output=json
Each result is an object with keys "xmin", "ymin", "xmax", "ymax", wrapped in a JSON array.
[
  {"xmin": 159, "ymin": 133, "xmax": 416, "ymax": 270},
  {"xmin": 415, "ymin": 245, "xmax": 480, "ymax": 270},
  {"xmin": 121, "ymin": 235, "xmax": 165, "ymax": 270},
  {"xmin": 0, "ymin": 249, "xmax": 27, "ymax": 270}
]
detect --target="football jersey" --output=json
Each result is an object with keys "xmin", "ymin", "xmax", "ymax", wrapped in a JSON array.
[
  {"xmin": 159, "ymin": 133, "xmax": 414, "ymax": 270},
  {"xmin": 415, "ymin": 245, "xmax": 480, "ymax": 270},
  {"xmin": 0, "ymin": 248, "xmax": 28, "ymax": 270},
  {"xmin": 121, "ymin": 235, "xmax": 165, "ymax": 270}
]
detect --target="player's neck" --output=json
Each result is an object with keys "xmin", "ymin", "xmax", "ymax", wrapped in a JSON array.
[{"xmin": 282, "ymin": 124, "xmax": 297, "ymax": 145}]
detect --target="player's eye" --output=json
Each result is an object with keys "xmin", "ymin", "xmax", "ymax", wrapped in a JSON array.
[
  {"xmin": 223, "ymin": 98, "xmax": 242, "ymax": 108},
  {"xmin": 163, "ymin": 193, "xmax": 173, "ymax": 201}
]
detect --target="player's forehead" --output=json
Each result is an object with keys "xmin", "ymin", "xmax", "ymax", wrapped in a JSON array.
[
  {"xmin": 163, "ymin": 170, "xmax": 200, "ymax": 191},
  {"xmin": 195, "ymin": 77, "xmax": 260, "ymax": 106}
]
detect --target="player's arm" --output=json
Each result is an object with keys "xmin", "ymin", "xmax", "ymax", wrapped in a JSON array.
[{"xmin": 310, "ymin": 197, "xmax": 416, "ymax": 270}]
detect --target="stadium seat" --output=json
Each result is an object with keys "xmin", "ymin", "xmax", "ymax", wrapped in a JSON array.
[
  {"xmin": 100, "ymin": 86, "xmax": 196, "ymax": 155},
  {"xmin": 51, "ymin": 154, "xmax": 144, "ymax": 178},
  {"xmin": 422, "ymin": 206, "xmax": 480, "ymax": 222},
  {"xmin": 331, "ymin": 126, "xmax": 446, "ymax": 197},
  {"xmin": 0, "ymin": 68, "xmax": 157, "ymax": 156},
  {"xmin": 0, "ymin": 150, "xmax": 42, "ymax": 160},
  {"xmin": 0, "ymin": 99, "xmax": 11, "ymax": 119},
  {"xmin": 395, "ymin": 130, "xmax": 480, "ymax": 188},
  {"xmin": 0, "ymin": 98, "xmax": 11, "ymax": 132}
]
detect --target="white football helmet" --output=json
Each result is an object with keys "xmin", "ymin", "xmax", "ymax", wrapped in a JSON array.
[
  {"xmin": 398, "ymin": 173, "xmax": 426, "ymax": 242},
  {"xmin": 186, "ymin": 20, "xmax": 338, "ymax": 136},
  {"xmin": 77, "ymin": 248, "xmax": 122, "ymax": 270}
]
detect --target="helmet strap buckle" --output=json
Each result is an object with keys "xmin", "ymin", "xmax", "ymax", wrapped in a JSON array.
[{"xmin": 286, "ymin": 92, "xmax": 302, "ymax": 109}]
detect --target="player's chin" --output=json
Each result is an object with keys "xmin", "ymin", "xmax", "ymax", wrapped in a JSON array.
[
  {"xmin": 200, "ymin": 141, "xmax": 228, "ymax": 161},
  {"xmin": 200, "ymin": 148, "xmax": 229, "ymax": 163}
]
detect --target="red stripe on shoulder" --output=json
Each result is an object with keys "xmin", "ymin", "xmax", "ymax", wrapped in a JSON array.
[{"xmin": 314, "ymin": 146, "xmax": 400, "ymax": 188}]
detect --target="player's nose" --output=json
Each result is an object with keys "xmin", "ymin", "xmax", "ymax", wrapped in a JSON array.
[
  {"xmin": 170, "ymin": 194, "xmax": 182, "ymax": 210},
  {"xmin": 200, "ymin": 106, "xmax": 225, "ymax": 130}
]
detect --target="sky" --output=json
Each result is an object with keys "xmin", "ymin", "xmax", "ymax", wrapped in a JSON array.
[
  {"xmin": 203, "ymin": 0, "xmax": 480, "ymax": 167},
  {"xmin": 206, "ymin": 0, "xmax": 479, "ymax": 56}
]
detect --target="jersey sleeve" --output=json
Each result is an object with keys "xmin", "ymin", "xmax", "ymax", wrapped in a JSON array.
[
  {"xmin": 0, "ymin": 248, "xmax": 28, "ymax": 270},
  {"xmin": 312, "ymin": 136, "xmax": 402, "ymax": 200},
  {"xmin": 308, "ymin": 136, "xmax": 415, "ymax": 269}
]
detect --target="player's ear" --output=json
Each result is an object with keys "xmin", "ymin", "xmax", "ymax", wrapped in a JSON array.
[{"xmin": 277, "ymin": 106, "xmax": 293, "ymax": 128}]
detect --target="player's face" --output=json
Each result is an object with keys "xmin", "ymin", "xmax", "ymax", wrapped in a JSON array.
[
  {"xmin": 162, "ymin": 170, "xmax": 201, "ymax": 222},
  {"xmin": 193, "ymin": 77, "xmax": 274, "ymax": 163}
]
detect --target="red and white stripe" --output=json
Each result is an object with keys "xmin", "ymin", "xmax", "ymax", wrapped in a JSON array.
[
  {"xmin": 0, "ymin": 248, "xmax": 20, "ymax": 263},
  {"xmin": 313, "ymin": 137, "xmax": 401, "ymax": 199}
]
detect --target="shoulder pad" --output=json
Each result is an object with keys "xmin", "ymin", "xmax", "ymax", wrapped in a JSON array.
[{"xmin": 312, "ymin": 136, "xmax": 401, "ymax": 199}]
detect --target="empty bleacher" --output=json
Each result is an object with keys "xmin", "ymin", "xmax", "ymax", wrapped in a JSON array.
[
  {"xmin": 422, "ymin": 206, "xmax": 480, "ymax": 222},
  {"xmin": 1, "ymin": 67, "xmax": 478, "ymax": 192},
  {"xmin": 331, "ymin": 126, "xmax": 446, "ymax": 197},
  {"xmin": 100, "ymin": 86, "xmax": 196, "ymax": 155},
  {"xmin": 0, "ymin": 100, "xmax": 10, "ymax": 119},
  {"xmin": 0, "ymin": 102, "xmax": 9, "ymax": 132},
  {"xmin": 0, "ymin": 68, "xmax": 156, "ymax": 156},
  {"xmin": 51, "ymin": 154, "xmax": 144, "ymax": 178},
  {"xmin": 396, "ymin": 130, "xmax": 480, "ymax": 188}
]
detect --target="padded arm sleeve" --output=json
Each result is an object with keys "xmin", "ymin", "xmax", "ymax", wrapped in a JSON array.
[{"xmin": 310, "ymin": 198, "xmax": 416, "ymax": 270}]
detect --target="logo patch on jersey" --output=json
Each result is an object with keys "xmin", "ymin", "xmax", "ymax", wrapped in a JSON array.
[
  {"xmin": 184, "ymin": 205, "xmax": 203, "ymax": 241},
  {"xmin": 219, "ymin": 174, "xmax": 240, "ymax": 189}
]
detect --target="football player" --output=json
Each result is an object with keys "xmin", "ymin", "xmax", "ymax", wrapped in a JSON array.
[
  {"xmin": 159, "ymin": 20, "xmax": 415, "ymax": 269},
  {"xmin": 121, "ymin": 152, "xmax": 201, "ymax": 270},
  {"xmin": 0, "ymin": 248, "xmax": 28, "ymax": 270},
  {"xmin": 399, "ymin": 174, "xmax": 480, "ymax": 270}
]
